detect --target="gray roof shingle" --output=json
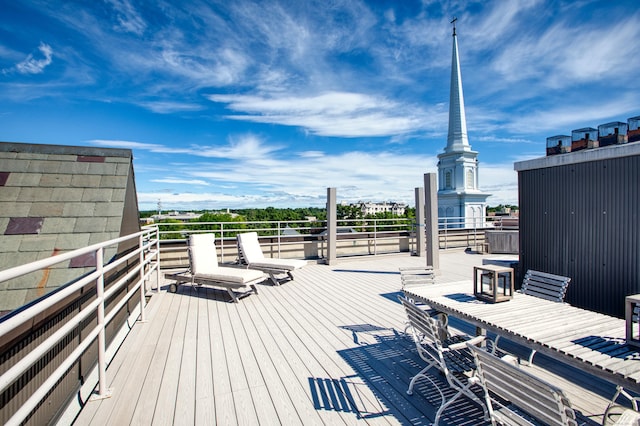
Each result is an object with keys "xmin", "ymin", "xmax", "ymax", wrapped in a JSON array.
[{"xmin": 0, "ymin": 142, "xmax": 141, "ymax": 313}]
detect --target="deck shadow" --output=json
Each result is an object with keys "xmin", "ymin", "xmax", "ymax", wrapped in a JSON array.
[
  {"xmin": 334, "ymin": 325, "xmax": 489, "ymax": 425},
  {"xmin": 379, "ymin": 291, "xmax": 404, "ymax": 304}
]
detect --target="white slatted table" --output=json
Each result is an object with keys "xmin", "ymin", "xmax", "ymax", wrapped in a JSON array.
[{"xmin": 404, "ymin": 281, "xmax": 640, "ymax": 395}]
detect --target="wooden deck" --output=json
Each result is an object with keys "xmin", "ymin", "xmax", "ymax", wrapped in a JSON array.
[{"xmin": 73, "ymin": 251, "xmax": 618, "ymax": 425}]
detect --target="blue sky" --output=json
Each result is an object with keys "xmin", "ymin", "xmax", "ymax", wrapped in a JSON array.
[{"xmin": 1, "ymin": 0, "xmax": 638, "ymax": 211}]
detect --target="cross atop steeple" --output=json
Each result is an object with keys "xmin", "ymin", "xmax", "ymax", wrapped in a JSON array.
[{"xmin": 451, "ymin": 17, "xmax": 457, "ymax": 36}]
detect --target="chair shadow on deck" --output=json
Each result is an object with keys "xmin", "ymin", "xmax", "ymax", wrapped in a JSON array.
[{"xmin": 324, "ymin": 325, "xmax": 490, "ymax": 425}]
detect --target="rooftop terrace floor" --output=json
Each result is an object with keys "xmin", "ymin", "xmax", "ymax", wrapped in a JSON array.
[{"xmin": 73, "ymin": 250, "xmax": 616, "ymax": 425}]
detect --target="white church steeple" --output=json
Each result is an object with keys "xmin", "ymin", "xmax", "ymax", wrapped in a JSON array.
[
  {"xmin": 446, "ymin": 18, "xmax": 471, "ymax": 153},
  {"xmin": 437, "ymin": 19, "xmax": 490, "ymax": 228}
]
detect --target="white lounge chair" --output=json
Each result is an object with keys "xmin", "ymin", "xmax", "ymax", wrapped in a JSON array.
[
  {"xmin": 164, "ymin": 233, "xmax": 266, "ymax": 302},
  {"xmin": 236, "ymin": 232, "xmax": 307, "ymax": 285}
]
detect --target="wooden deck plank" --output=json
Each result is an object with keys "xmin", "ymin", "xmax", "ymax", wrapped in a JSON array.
[
  {"xmin": 174, "ymin": 287, "xmax": 198, "ymax": 425},
  {"xmin": 217, "ymin": 290, "xmax": 261, "ymax": 425},
  {"xmin": 152, "ymin": 286, "xmax": 191, "ymax": 425},
  {"xmin": 195, "ymin": 289, "xmax": 216, "ymax": 425},
  {"xmin": 130, "ymin": 291, "xmax": 183, "ymax": 426},
  {"xmin": 209, "ymin": 287, "xmax": 239, "ymax": 425}
]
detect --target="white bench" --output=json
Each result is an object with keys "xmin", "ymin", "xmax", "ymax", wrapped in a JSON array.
[
  {"xmin": 521, "ymin": 270, "xmax": 571, "ymax": 302},
  {"xmin": 468, "ymin": 344, "xmax": 578, "ymax": 426},
  {"xmin": 399, "ymin": 266, "xmax": 436, "ymax": 288}
]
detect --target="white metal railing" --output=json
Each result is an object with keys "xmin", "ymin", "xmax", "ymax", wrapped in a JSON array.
[
  {"xmin": 0, "ymin": 227, "xmax": 160, "ymax": 426},
  {"xmin": 154, "ymin": 217, "xmax": 417, "ymax": 260},
  {"xmin": 153, "ymin": 216, "xmax": 511, "ymax": 257}
]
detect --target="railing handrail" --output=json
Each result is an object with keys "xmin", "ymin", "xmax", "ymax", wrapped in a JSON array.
[{"xmin": 0, "ymin": 228, "xmax": 155, "ymax": 284}]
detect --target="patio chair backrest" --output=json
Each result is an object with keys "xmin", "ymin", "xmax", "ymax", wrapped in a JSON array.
[
  {"xmin": 400, "ymin": 297, "xmax": 456, "ymax": 373},
  {"xmin": 188, "ymin": 233, "xmax": 219, "ymax": 275},
  {"xmin": 399, "ymin": 266, "xmax": 436, "ymax": 289},
  {"xmin": 468, "ymin": 344, "xmax": 578, "ymax": 426},
  {"xmin": 237, "ymin": 232, "xmax": 265, "ymax": 263},
  {"xmin": 400, "ymin": 296, "xmax": 442, "ymax": 346},
  {"xmin": 521, "ymin": 270, "xmax": 571, "ymax": 302}
]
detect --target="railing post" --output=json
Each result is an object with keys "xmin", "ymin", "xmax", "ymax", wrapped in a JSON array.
[
  {"xmin": 155, "ymin": 227, "xmax": 161, "ymax": 293},
  {"xmin": 277, "ymin": 222, "xmax": 281, "ymax": 257},
  {"xmin": 91, "ymin": 247, "xmax": 112, "ymax": 400},
  {"xmin": 373, "ymin": 219, "xmax": 377, "ymax": 255},
  {"xmin": 220, "ymin": 223, "xmax": 225, "ymax": 262},
  {"xmin": 138, "ymin": 234, "xmax": 146, "ymax": 323}
]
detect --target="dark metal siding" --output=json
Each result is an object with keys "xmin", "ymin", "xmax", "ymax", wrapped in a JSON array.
[{"xmin": 518, "ymin": 154, "xmax": 640, "ymax": 318}]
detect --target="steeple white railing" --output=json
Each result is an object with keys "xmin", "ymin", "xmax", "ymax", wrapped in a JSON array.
[{"xmin": 0, "ymin": 227, "xmax": 160, "ymax": 426}]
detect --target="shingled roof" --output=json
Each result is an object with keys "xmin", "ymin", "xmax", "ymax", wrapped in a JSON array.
[{"xmin": 0, "ymin": 142, "xmax": 141, "ymax": 313}]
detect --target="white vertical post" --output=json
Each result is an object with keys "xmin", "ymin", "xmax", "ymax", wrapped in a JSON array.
[
  {"xmin": 155, "ymin": 227, "xmax": 161, "ymax": 293},
  {"xmin": 414, "ymin": 187, "xmax": 425, "ymax": 257},
  {"xmin": 277, "ymin": 221, "xmax": 281, "ymax": 257},
  {"xmin": 326, "ymin": 188, "xmax": 337, "ymax": 265},
  {"xmin": 139, "ymin": 233, "xmax": 146, "ymax": 323},
  {"xmin": 424, "ymin": 173, "xmax": 440, "ymax": 271},
  {"xmin": 91, "ymin": 247, "xmax": 112, "ymax": 400},
  {"xmin": 220, "ymin": 223, "xmax": 225, "ymax": 261}
]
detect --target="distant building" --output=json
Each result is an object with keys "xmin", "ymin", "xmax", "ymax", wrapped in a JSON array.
[
  {"xmin": 355, "ymin": 201, "xmax": 406, "ymax": 216},
  {"xmin": 437, "ymin": 22, "xmax": 490, "ymax": 228},
  {"xmin": 150, "ymin": 211, "xmax": 202, "ymax": 221}
]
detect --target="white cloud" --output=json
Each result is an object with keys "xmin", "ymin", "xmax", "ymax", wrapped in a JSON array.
[
  {"xmin": 209, "ymin": 91, "xmax": 445, "ymax": 137},
  {"xmin": 491, "ymin": 13, "xmax": 640, "ymax": 88},
  {"xmin": 106, "ymin": 0, "xmax": 146, "ymax": 35},
  {"xmin": 88, "ymin": 135, "xmax": 282, "ymax": 161},
  {"xmin": 151, "ymin": 178, "xmax": 210, "ymax": 186},
  {"xmin": 138, "ymin": 101, "xmax": 204, "ymax": 114},
  {"xmin": 15, "ymin": 43, "xmax": 53, "ymax": 74}
]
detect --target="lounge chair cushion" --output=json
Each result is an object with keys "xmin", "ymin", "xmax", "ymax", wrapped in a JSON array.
[
  {"xmin": 189, "ymin": 233, "xmax": 220, "ymax": 274},
  {"xmin": 247, "ymin": 258, "xmax": 307, "ymax": 271},
  {"xmin": 238, "ymin": 232, "xmax": 307, "ymax": 270},
  {"xmin": 194, "ymin": 267, "xmax": 265, "ymax": 285}
]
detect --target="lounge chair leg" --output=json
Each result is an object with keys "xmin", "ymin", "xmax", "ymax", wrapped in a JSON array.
[
  {"xmin": 269, "ymin": 273, "xmax": 279, "ymax": 286},
  {"xmin": 251, "ymin": 284, "xmax": 258, "ymax": 295},
  {"xmin": 227, "ymin": 289, "xmax": 239, "ymax": 303},
  {"xmin": 287, "ymin": 271, "xmax": 294, "ymax": 281}
]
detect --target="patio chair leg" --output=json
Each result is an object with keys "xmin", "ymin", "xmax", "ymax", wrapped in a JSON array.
[
  {"xmin": 287, "ymin": 271, "xmax": 294, "ymax": 281},
  {"xmin": 406, "ymin": 363, "xmax": 436, "ymax": 395},
  {"xmin": 525, "ymin": 349, "xmax": 537, "ymax": 365},
  {"xmin": 433, "ymin": 383, "xmax": 487, "ymax": 425}
]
